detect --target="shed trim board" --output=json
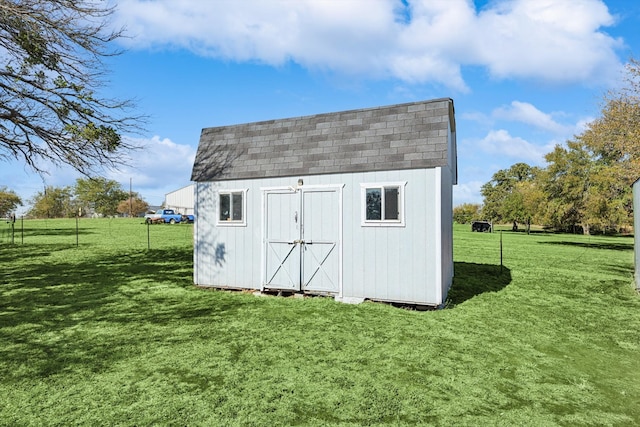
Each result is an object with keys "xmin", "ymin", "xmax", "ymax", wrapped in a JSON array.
[
  {"xmin": 359, "ymin": 181, "xmax": 407, "ymax": 227},
  {"xmin": 191, "ymin": 98, "xmax": 457, "ymax": 307},
  {"xmin": 434, "ymin": 167, "xmax": 443, "ymax": 304}
]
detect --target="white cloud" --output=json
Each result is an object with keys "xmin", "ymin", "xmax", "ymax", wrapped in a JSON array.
[
  {"xmin": 471, "ymin": 0, "xmax": 622, "ymax": 84},
  {"xmin": 453, "ymin": 180, "xmax": 485, "ymax": 206},
  {"xmin": 476, "ymin": 129, "xmax": 555, "ymax": 165},
  {"xmin": 493, "ymin": 101, "xmax": 573, "ymax": 134},
  {"xmin": 114, "ymin": 0, "xmax": 624, "ymax": 90},
  {"xmin": 574, "ymin": 116, "xmax": 596, "ymax": 135},
  {"xmin": 105, "ymin": 136, "xmax": 196, "ymax": 204},
  {"xmin": 108, "ymin": 136, "xmax": 195, "ymax": 186}
]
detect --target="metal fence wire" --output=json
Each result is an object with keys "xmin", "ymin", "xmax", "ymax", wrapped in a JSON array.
[{"xmin": 0, "ymin": 217, "xmax": 193, "ymax": 250}]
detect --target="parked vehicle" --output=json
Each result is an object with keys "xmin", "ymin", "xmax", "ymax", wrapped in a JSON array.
[
  {"xmin": 471, "ymin": 220, "xmax": 492, "ymax": 232},
  {"xmin": 181, "ymin": 214, "xmax": 195, "ymax": 223},
  {"xmin": 144, "ymin": 209, "xmax": 182, "ymax": 224}
]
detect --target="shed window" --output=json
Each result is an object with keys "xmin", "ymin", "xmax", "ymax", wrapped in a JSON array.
[
  {"xmin": 218, "ymin": 189, "xmax": 247, "ymax": 226},
  {"xmin": 361, "ymin": 182, "xmax": 406, "ymax": 227}
]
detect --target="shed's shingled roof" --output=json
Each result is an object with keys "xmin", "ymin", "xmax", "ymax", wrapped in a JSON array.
[{"xmin": 191, "ymin": 98, "xmax": 455, "ymax": 182}]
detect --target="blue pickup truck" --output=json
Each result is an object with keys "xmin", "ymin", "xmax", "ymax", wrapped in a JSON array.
[{"xmin": 144, "ymin": 209, "xmax": 183, "ymax": 224}]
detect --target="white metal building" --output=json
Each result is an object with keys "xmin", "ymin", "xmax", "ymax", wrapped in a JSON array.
[
  {"xmin": 165, "ymin": 184, "xmax": 194, "ymax": 215},
  {"xmin": 191, "ymin": 98, "xmax": 457, "ymax": 307}
]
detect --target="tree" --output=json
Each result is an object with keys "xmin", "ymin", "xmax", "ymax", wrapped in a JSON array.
[
  {"xmin": 515, "ymin": 180, "xmax": 546, "ymax": 233},
  {"xmin": 481, "ymin": 163, "xmax": 538, "ymax": 227},
  {"xmin": 584, "ymin": 58, "xmax": 640, "ymax": 172},
  {"xmin": 537, "ymin": 142, "xmax": 591, "ymax": 232},
  {"xmin": 453, "ymin": 203, "xmax": 482, "ymax": 224},
  {"xmin": 583, "ymin": 165, "xmax": 632, "ymax": 233},
  {"xmin": 0, "ymin": 187, "xmax": 22, "ymax": 217},
  {"xmin": 74, "ymin": 177, "xmax": 127, "ymax": 217},
  {"xmin": 117, "ymin": 193, "xmax": 149, "ymax": 217},
  {"xmin": 0, "ymin": 0, "xmax": 143, "ymax": 174},
  {"xmin": 573, "ymin": 61, "xmax": 640, "ymax": 232},
  {"xmin": 0, "ymin": 186, "xmax": 22, "ymax": 217},
  {"xmin": 540, "ymin": 60, "xmax": 640, "ymax": 233},
  {"xmin": 28, "ymin": 186, "xmax": 77, "ymax": 218}
]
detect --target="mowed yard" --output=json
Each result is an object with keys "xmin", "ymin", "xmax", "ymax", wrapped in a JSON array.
[{"xmin": 1, "ymin": 218, "xmax": 639, "ymax": 426}]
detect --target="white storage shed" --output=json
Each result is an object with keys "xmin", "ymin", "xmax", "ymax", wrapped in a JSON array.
[{"xmin": 191, "ymin": 98, "xmax": 457, "ymax": 307}]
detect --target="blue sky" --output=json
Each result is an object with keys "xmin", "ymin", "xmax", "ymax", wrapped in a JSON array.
[{"xmin": 3, "ymin": 0, "xmax": 640, "ymax": 213}]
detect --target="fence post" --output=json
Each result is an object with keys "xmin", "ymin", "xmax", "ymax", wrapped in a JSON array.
[{"xmin": 500, "ymin": 230, "xmax": 503, "ymax": 275}]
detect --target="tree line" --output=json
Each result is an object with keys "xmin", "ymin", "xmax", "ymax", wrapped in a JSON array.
[
  {"xmin": 455, "ymin": 59, "xmax": 640, "ymax": 234},
  {"xmin": 0, "ymin": 178, "xmax": 149, "ymax": 219}
]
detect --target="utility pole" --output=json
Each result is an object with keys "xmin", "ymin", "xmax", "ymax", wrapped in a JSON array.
[{"xmin": 129, "ymin": 177, "xmax": 133, "ymax": 218}]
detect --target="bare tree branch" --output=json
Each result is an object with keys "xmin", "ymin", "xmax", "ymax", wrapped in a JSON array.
[{"xmin": 0, "ymin": 0, "xmax": 146, "ymax": 175}]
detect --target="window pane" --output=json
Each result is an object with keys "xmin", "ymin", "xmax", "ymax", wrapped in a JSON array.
[
  {"xmin": 219, "ymin": 193, "xmax": 230, "ymax": 221},
  {"xmin": 384, "ymin": 187, "xmax": 399, "ymax": 220},
  {"xmin": 232, "ymin": 192, "xmax": 243, "ymax": 221},
  {"xmin": 366, "ymin": 188, "xmax": 381, "ymax": 220}
]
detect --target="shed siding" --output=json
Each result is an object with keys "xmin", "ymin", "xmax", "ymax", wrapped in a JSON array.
[
  {"xmin": 194, "ymin": 168, "xmax": 446, "ymax": 305},
  {"xmin": 341, "ymin": 168, "xmax": 437, "ymax": 303},
  {"xmin": 194, "ymin": 180, "xmax": 262, "ymax": 289}
]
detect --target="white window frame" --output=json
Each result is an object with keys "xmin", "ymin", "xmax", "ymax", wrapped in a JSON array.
[
  {"xmin": 217, "ymin": 188, "xmax": 248, "ymax": 227},
  {"xmin": 360, "ymin": 181, "xmax": 406, "ymax": 227}
]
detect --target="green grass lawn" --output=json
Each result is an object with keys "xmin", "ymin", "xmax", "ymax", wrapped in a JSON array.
[{"xmin": 1, "ymin": 219, "xmax": 639, "ymax": 426}]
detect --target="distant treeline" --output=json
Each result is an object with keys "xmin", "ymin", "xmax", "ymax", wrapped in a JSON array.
[{"xmin": 455, "ymin": 59, "xmax": 640, "ymax": 234}]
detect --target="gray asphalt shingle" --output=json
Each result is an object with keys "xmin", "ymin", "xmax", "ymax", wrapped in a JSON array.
[{"xmin": 191, "ymin": 98, "xmax": 455, "ymax": 182}]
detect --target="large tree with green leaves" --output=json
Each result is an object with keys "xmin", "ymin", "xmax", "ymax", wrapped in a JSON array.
[
  {"xmin": 541, "ymin": 59, "xmax": 640, "ymax": 233},
  {"xmin": 576, "ymin": 60, "xmax": 640, "ymax": 232},
  {"xmin": 539, "ymin": 141, "xmax": 592, "ymax": 232},
  {"xmin": 0, "ymin": 0, "xmax": 143, "ymax": 174},
  {"xmin": 0, "ymin": 186, "xmax": 22, "ymax": 217},
  {"xmin": 481, "ymin": 162, "xmax": 540, "ymax": 228},
  {"xmin": 28, "ymin": 185, "xmax": 77, "ymax": 218},
  {"xmin": 74, "ymin": 177, "xmax": 127, "ymax": 217}
]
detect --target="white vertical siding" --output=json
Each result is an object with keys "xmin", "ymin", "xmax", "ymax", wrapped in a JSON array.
[
  {"xmin": 165, "ymin": 184, "xmax": 195, "ymax": 215},
  {"xmin": 193, "ymin": 182, "xmax": 213, "ymax": 286},
  {"xmin": 194, "ymin": 169, "xmax": 451, "ymax": 306},
  {"xmin": 194, "ymin": 180, "xmax": 263, "ymax": 290}
]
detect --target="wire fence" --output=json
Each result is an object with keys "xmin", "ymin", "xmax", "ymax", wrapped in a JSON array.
[{"xmin": 0, "ymin": 217, "xmax": 193, "ymax": 250}]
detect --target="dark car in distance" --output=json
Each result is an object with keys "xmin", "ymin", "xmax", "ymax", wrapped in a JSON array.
[{"xmin": 472, "ymin": 221, "xmax": 492, "ymax": 232}]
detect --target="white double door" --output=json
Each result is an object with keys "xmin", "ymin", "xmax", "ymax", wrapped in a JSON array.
[{"xmin": 263, "ymin": 186, "xmax": 341, "ymax": 294}]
